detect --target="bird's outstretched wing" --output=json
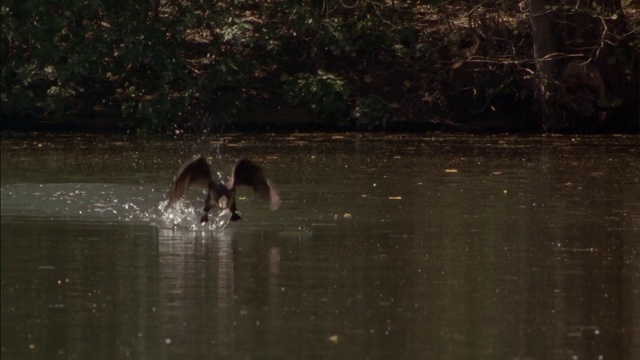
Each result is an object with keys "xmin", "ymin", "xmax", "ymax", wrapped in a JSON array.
[
  {"xmin": 231, "ymin": 159, "xmax": 281, "ymax": 211},
  {"xmin": 166, "ymin": 156, "xmax": 213, "ymax": 209}
]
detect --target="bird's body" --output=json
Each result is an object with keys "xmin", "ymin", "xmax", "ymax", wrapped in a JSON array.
[{"xmin": 165, "ymin": 156, "xmax": 281, "ymax": 222}]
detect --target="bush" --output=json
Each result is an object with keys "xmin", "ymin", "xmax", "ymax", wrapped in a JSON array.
[
  {"xmin": 283, "ymin": 71, "xmax": 350, "ymax": 124},
  {"xmin": 352, "ymin": 95, "xmax": 391, "ymax": 130}
]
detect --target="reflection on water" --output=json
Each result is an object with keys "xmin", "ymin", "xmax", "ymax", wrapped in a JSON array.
[
  {"xmin": 156, "ymin": 229, "xmax": 236, "ymax": 358},
  {"xmin": 1, "ymin": 133, "xmax": 638, "ymax": 359}
]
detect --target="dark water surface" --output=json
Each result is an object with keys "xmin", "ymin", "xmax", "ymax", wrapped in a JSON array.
[{"xmin": 1, "ymin": 133, "xmax": 638, "ymax": 359}]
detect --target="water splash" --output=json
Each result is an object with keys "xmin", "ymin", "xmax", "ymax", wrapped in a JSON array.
[
  {"xmin": 158, "ymin": 200, "xmax": 231, "ymax": 231},
  {"xmin": 0, "ymin": 183, "xmax": 231, "ymax": 231}
]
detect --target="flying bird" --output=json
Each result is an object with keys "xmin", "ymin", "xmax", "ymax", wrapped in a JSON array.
[{"xmin": 165, "ymin": 156, "xmax": 281, "ymax": 222}]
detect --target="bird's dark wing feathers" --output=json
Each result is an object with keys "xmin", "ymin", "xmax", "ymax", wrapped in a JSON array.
[
  {"xmin": 166, "ymin": 156, "xmax": 213, "ymax": 208},
  {"xmin": 231, "ymin": 159, "xmax": 281, "ymax": 211}
]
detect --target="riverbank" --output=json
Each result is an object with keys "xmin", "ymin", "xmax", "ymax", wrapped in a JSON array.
[{"xmin": 1, "ymin": 109, "xmax": 636, "ymax": 135}]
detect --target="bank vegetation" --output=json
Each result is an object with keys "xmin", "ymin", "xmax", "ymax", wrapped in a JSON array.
[{"xmin": 1, "ymin": 0, "xmax": 638, "ymax": 133}]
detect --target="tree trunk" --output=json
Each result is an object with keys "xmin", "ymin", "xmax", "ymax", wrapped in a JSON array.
[
  {"xmin": 529, "ymin": 0, "xmax": 637, "ymax": 132},
  {"xmin": 527, "ymin": 0, "xmax": 559, "ymax": 131}
]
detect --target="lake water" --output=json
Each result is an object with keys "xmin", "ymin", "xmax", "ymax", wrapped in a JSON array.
[{"xmin": 1, "ymin": 133, "xmax": 638, "ymax": 359}]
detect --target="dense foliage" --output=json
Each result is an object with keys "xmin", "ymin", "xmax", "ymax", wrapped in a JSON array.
[{"xmin": 1, "ymin": 1, "xmax": 638, "ymax": 132}]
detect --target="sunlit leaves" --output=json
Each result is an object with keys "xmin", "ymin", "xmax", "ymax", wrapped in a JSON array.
[
  {"xmin": 284, "ymin": 71, "xmax": 350, "ymax": 122},
  {"xmin": 352, "ymin": 95, "xmax": 391, "ymax": 130}
]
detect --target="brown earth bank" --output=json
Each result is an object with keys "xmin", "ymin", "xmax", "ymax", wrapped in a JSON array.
[{"xmin": 2, "ymin": 108, "xmax": 637, "ymax": 134}]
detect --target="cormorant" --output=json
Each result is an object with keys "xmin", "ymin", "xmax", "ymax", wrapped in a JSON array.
[{"xmin": 165, "ymin": 156, "xmax": 281, "ymax": 222}]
